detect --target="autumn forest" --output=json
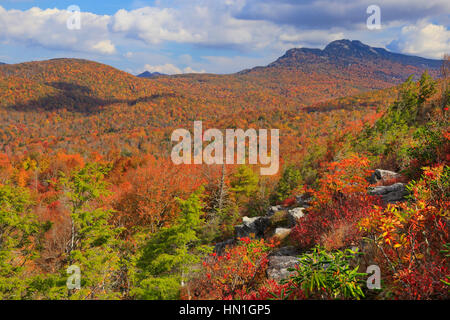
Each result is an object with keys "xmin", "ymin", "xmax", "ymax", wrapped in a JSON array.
[{"xmin": 0, "ymin": 38, "xmax": 448, "ymax": 302}]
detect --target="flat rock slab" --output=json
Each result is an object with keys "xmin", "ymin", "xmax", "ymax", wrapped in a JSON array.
[
  {"xmin": 368, "ymin": 182, "xmax": 408, "ymax": 203},
  {"xmin": 369, "ymin": 169, "xmax": 402, "ymax": 184},
  {"xmin": 267, "ymin": 256, "xmax": 299, "ymax": 282},
  {"xmin": 274, "ymin": 227, "xmax": 292, "ymax": 239}
]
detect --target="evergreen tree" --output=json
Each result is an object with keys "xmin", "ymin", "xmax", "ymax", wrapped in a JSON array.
[
  {"xmin": 59, "ymin": 163, "xmax": 123, "ymax": 299},
  {"xmin": 0, "ymin": 185, "xmax": 44, "ymax": 299},
  {"xmin": 230, "ymin": 165, "xmax": 259, "ymax": 202},
  {"xmin": 270, "ymin": 165, "xmax": 301, "ymax": 204},
  {"xmin": 133, "ymin": 188, "xmax": 211, "ymax": 300}
]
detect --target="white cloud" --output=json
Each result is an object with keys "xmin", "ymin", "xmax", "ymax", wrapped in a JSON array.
[
  {"xmin": 109, "ymin": 7, "xmax": 200, "ymax": 44},
  {"xmin": 108, "ymin": 5, "xmax": 283, "ymax": 50},
  {"xmin": 0, "ymin": 6, "xmax": 117, "ymax": 55},
  {"xmin": 390, "ymin": 21, "xmax": 449, "ymax": 59},
  {"xmin": 182, "ymin": 66, "xmax": 206, "ymax": 74},
  {"xmin": 144, "ymin": 63, "xmax": 182, "ymax": 74},
  {"xmin": 0, "ymin": 1, "xmax": 448, "ymax": 73},
  {"xmin": 92, "ymin": 40, "xmax": 117, "ymax": 54},
  {"xmin": 201, "ymin": 55, "xmax": 278, "ymax": 73},
  {"xmin": 143, "ymin": 63, "xmax": 205, "ymax": 75}
]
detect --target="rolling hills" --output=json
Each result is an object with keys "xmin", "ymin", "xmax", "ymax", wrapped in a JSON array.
[
  {"xmin": 0, "ymin": 39, "xmax": 442, "ymax": 114},
  {"xmin": 0, "ymin": 39, "xmax": 443, "ymax": 160}
]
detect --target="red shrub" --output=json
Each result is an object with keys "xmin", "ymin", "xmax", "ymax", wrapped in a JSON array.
[
  {"xmin": 291, "ymin": 194, "xmax": 380, "ymax": 249},
  {"xmin": 281, "ymin": 197, "xmax": 296, "ymax": 207},
  {"xmin": 239, "ymin": 279, "xmax": 305, "ymax": 300},
  {"xmin": 188, "ymin": 238, "xmax": 275, "ymax": 300}
]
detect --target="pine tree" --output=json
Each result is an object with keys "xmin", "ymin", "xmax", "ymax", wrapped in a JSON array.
[
  {"xmin": 133, "ymin": 188, "xmax": 211, "ymax": 300},
  {"xmin": 0, "ymin": 185, "xmax": 43, "ymax": 299},
  {"xmin": 230, "ymin": 165, "xmax": 259, "ymax": 201},
  {"xmin": 59, "ymin": 163, "xmax": 123, "ymax": 299},
  {"xmin": 270, "ymin": 165, "xmax": 301, "ymax": 204}
]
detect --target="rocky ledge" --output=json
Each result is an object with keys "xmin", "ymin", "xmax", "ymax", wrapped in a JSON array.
[{"xmin": 217, "ymin": 168, "xmax": 409, "ymax": 282}]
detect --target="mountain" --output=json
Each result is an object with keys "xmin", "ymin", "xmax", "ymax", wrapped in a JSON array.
[
  {"xmin": 0, "ymin": 58, "xmax": 170, "ymax": 112},
  {"xmin": 268, "ymin": 39, "xmax": 442, "ymax": 69},
  {"xmin": 138, "ymin": 71, "xmax": 166, "ymax": 78},
  {"xmin": 0, "ymin": 39, "xmax": 445, "ymax": 192},
  {"xmin": 0, "ymin": 39, "xmax": 444, "ymax": 115},
  {"xmin": 230, "ymin": 39, "xmax": 442, "ymax": 105}
]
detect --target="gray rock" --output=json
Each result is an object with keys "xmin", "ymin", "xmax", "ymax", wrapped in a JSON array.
[
  {"xmin": 267, "ymin": 205, "xmax": 281, "ymax": 216},
  {"xmin": 368, "ymin": 183, "xmax": 409, "ymax": 203},
  {"xmin": 287, "ymin": 207, "xmax": 305, "ymax": 227},
  {"xmin": 274, "ymin": 227, "xmax": 292, "ymax": 239},
  {"xmin": 383, "ymin": 189, "xmax": 409, "ymax": 203},
  {"xmin": 235, "ymin": 216, "xmax": 270, "ymax": 238},
  {"xmin": 369, "ymin": 169, "xmax": 401, "ymax": 184},
  {"xmin": 242, "ymin": 216, "xmax": 259, "ymax": 226},
  {"xmin": 267, "ymin": 256, "xmax": 299, "ymax": 282},
  {"xmin": 270, "ymin": 246, "xmax": 301, "ymax": 257}
]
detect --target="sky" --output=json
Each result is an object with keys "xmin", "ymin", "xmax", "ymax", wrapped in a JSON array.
[{"xmin": 0, "ymin": 0, "xmax": 449, "ymax": 75}]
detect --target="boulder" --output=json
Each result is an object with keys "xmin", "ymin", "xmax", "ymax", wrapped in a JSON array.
[
  {"xmin": 267, "ymin": 256, "xmax": 299, "ymax": 282},
  {"xmin": 287, "ymin": 207, "xmax": 305, "ymax": 227},
  {"xmin": 235, "ymin": 216, "xmax": 270, "ymax": 238},
  {"xmin": 369, "ymin": 169, "xmax": 401, "ymax": 184},
  {"xmin": 368, "ymin": 183, "xmax": 409, "ymax": 203},
  {"xmin": 270, "ymin": 246, "xmax": 301, "ymax": 257},
  {"xmin": 274, "ymin": 227, "xmax": 292, "ymax": 239},
  {"xmin": 242, "ymin": 216, "xmax": 260, "ymax": 225},
  {"xmin": 267, "ymin": 205, "xmax": 282, "ymax": 216}
]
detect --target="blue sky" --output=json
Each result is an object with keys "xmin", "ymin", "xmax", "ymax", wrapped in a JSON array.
[{"xmin": 0, "ymin": 0, "xmax": 448, "ymax": 74}]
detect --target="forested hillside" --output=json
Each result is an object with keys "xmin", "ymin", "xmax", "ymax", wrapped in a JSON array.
[{"xmin": 0, "ymin": 41, "xmax": 448, "ymax": 300}]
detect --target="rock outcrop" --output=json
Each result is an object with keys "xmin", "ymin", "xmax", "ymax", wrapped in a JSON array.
[
  {"xmin": 267, "ymin": 256, "xmax": 299, "ymax": 282},
  {"xmin": 295, "ymin": 194, "xmax": 313, "ymax": 208},
  {"xmin": 235, "ymin": 216, "xmax": 270, "ymax": 238},
  {"xmin": 287, "ymin": 207, "xmax": 305, "ymax": 227},
  {"xmin": 274, "ymin": 228, "xmax": 292, "ymax": 240},
  {"xmin": 234, "ymin": 194, "xmax": 309, "ymax": 239},
  {"xmin": 217, "ymin": 195, "xmax": 309, "ymax": 253},
  {"xmin": 369, "ymin": 182, "xmax": 409, "ymax": 203},
  {"xmin": 369, "ymin": 169, "xmax": 402, "ymax": 184},
  {"xmin": 267, "ymin": 205, "xmax": 282, "ymax": 217}
]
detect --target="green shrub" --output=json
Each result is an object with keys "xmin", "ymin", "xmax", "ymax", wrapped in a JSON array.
[{"xmin": 283, "ymin": 246, "xmax": 366, "ymax": 300}]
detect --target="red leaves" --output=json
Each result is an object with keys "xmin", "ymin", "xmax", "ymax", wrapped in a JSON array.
[
  {"xmin": 188, "ymin": 238, "xmax": 274, "ymax": 300},
  {"xmin": 110, "ymin": 156, "xmax": 204, "ymax": 235},
  {"xmin": 239, "ymin": 279, "xmax": 305, "ymax": 300},
  {"xmin": 281, "ymin": 197, "xmax": 296, "ymax": 207},
  {"xmin": 291, "ymin": 154, "xmax": 380, "ymax": 249},
  {"xmin": 361, "ymin": 165, "xmax": 449, "ymax": 299}
]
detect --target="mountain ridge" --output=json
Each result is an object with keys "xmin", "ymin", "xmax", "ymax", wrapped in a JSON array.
[
  {"xmin": 138, "ymin": 71, "xmax": 166, "ymax": 78},
  {"xmin": 0, "ymin": 39, "xmax": 444, "ymax": 114},
  {"xmin": 267, "ymin": 39, "xmax": 442, "ymax": 69}
]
